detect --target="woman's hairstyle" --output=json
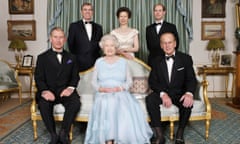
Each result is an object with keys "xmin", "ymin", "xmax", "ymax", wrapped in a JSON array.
[
  {"xmin": 99, "ymin": 34, "xmax": 120, "ymax": 49},
  {"xmin": 116, "ymin": 7, "xmax": 131, "ymax": 18}
]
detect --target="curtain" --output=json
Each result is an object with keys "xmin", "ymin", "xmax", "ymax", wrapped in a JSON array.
[{"xmin": 47, "ymin": 0, "xmax": 192, "ymax": 62}]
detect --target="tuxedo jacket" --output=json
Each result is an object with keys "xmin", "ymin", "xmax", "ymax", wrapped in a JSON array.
[
  {"xmin": 146, "ymin": 21, "xmax": 179, "ymax": 67},
  {"xmin": 68, "ymin": 20, "xmax": 103, "ymax": 72},
  {"xmin": 148, "ymin": 51, "xmax": 197, "ymax": 100},
  {"xmin": 34, "ymin": 49, "xmax": 80, "ymax": 102}
]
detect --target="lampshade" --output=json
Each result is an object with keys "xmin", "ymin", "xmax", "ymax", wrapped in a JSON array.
[
  {"xmin": 206, "ymin": 39, "xmax": 224, "ymax": 51},
  {"xmin": 8, "ymin": 39, "xmax": 27, "ymax": 51}
]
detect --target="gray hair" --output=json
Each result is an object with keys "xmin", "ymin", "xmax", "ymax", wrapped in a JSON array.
[{"xmin": 99, "ymin": 34, "xmax": 120, "ymax": 49}]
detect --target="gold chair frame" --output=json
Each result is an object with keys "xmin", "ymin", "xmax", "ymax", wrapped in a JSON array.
[{"xmin": 31, "ymin": 57, "xmax": 211, "ymax": 141}]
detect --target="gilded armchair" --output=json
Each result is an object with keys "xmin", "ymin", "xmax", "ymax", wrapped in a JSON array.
[{"xmin": 0, "ymin": 59, "xmax": 22, "ymax": 103}]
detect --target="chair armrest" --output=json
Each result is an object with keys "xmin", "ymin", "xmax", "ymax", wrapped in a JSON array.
[
  {"xmin": 201, "ymin": 80, "xmax": 211, "ymax": 117},
  {"xmin": 14, "ymin": 69, "xmax": 22, "ymax": 88}
]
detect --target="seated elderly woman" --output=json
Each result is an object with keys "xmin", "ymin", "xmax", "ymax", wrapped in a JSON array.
[{"xmin": 84, "ymin": 34, "xmax": 153, "ymax": 144}]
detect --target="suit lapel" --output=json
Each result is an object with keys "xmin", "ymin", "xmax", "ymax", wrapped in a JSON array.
[
  {"xmin": 170, "ymin": 61, "xmax": 176, "ymax": 84},
  {"xmin": 170, "ymin": 53, "xmax": 180, "ymax": 84},
  {"xmin": 79, "ymin": 20, "xmax": 90, "ymax": 41},
  {"xmin": 160, "ymin": 58, "xmax": 169, "ymax": 84},
  {"xmin": 91, "ymin": 23, "xmax": 96, "ymax": 41},
  {"xmin": 159, "ymin": 21, "xmax": 166, "ymax": 35},
  {"xmin": 57, "ymin": 52, "xmax": 69, "ymax": 77},
  {"xmin": 149, "ymin": 24, "xmax": 158, "ymax": 36}
]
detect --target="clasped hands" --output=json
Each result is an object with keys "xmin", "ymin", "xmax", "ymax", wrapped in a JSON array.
[
  {"xmin": 41, "ymin": 87, "xmax": 74, "ymax": 101},
  {"xmin": 99, "ymin": 86, "xmax": 123, "ymax": 93},
  {"xmin": 161, "ymin": 93, "xmax": 193, "ymax": 108}
]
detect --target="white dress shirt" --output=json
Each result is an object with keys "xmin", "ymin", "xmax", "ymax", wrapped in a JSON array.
[{"xmin": 83, "ymin": 20, "xmax": 92, "ymax": 40}]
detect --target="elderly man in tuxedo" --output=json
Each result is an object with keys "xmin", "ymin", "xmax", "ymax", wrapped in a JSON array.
[
  {"xmin": 35, "ymin": 27, "xmax": 80, "ymax": 144},
  {"xmin": 68, "ymin": 2, "xmax": 103, "ymax": 72},
  {"xmin": 146, "ymin": 32, "xmax": 197, "ymax": 144},
  {"xmin": 146, "ymin": 3, "xmax": 179, "ymax": 67}
]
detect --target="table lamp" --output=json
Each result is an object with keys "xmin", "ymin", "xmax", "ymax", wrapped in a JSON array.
[
  {"xmin": 206, "ymin": 39, "xmax": 224, "ymax": 67},
  {"xmin": 8, "ymin": 39, "xmax": 27, "ymax": 68}
]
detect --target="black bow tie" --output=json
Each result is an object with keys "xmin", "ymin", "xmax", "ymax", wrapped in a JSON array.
[
  {"xmin": 155, "ymin": 22, "xmax": 162, "ymax": 26},
  {"xmin": 85, "ymin": 21, "xmax": 93, "ymax": 24},
  {"xmin": 54, "ymin": 51, "xmax": 63, "ymax": 55},
  {"xmin": 165, "ymin": 55, "xmax": 175, "ymax": 60}
]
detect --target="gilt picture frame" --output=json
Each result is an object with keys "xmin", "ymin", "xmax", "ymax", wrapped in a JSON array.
[
  {"xmin": 7, "ymin": 20, "xmax": 36, "ymax": 40},
  {"xmin": 201, "ymin": 21, "xmax": 225, "ymax": 40},
  {"xmin": 202, "ymin": 0, "xmax": 226, "ymax": 18},
  {"xmin": 9, "ymin": 0, "xmax": 34, "ymax": 14}
]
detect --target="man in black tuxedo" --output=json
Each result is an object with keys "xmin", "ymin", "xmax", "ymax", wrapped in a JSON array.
[
  {"xmin": 68, "ymin": 2, "xmax": 103, "ymax": 72},
  {"xmin": 146, "ymin": 32, "xmax": 197, "ymax": 144},
  {"xmin": 35, "ymin": 27, "xmax": 80, "ymax": 144},
  {"xmin": 146, "ymin": 3, "xmax": 179, "ymax": 67}
]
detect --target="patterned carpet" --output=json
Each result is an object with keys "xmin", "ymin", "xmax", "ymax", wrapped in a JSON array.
[
  {"xmin": 0, "ymin": 98, "xmax": 31, "ymax": 141},
  {"xmin": 0, "ymin": 98, "xmax": 240, "ymax": 144}
]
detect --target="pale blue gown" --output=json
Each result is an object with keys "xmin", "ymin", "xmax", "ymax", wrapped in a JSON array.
[{"xmin": 84, "ymin": 57, "xmax": 153, "ymax": 144}]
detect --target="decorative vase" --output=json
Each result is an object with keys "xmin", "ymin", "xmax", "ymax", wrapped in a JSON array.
[
  {"xmin": 211, "ymin": 50, "xmax": 220, "ymax": 67},
  {"xmin": 15, "ymin": 49, "xmax": 23, "ymax": 68}
]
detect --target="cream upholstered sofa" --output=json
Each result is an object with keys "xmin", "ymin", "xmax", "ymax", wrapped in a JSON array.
[
  {"xmin": 0, "ymin": 59, "xmax": 22, "ymax": 104},
  {"xmin": 31, "ymin": 57, "xmax": 211, "ymax": 141}
]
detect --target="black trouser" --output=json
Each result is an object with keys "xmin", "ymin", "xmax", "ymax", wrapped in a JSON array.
[
  {"xmin": 38, "ymin": 92, "xmax": 81, "ymax": 134},
  {"xmin": 145, "ymin": 92, "xmax": 192, "ymax": 128}
]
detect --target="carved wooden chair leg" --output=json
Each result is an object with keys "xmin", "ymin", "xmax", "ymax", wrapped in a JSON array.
[
  {"xmin": 170, "ymin": 121, "xmax": 174, "ymax": 140},
  {"xmin": 32, "ymin": 120, "xmax": 38, "ymax": 140},
  {"xmin": 205, "ymin": 119, "xmax": 210, "ymax": 140},
  {"xmin": 19, "ymin": 88, "xmax": 22, "ymax": 104}
]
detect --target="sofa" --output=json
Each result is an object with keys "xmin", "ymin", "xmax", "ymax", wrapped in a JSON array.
[
  {"xmin": 0, "ymin": 59, "xmax": 22, "ymax": 104},
  {"xmin": 31, "ymin": 57, "xmax": 211, "ymax": 141}
]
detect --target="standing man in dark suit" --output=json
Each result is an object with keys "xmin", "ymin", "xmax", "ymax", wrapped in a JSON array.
[
  {"xmin": 35, "ymin": 27, "xmax": 80, "ymax": 144},
  {"xmin": 146, "ymin": 3, "xmax": 179, "ymax": 67},
  {"xmin": 146, "ymin": 32, "xmax": 197, "ymax": 144},
  {"xmin": 68, "ymin": 2, "xmax": 103, "ymax": 72}
]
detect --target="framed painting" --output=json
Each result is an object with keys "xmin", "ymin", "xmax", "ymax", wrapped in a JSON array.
[
  {"xmin": 202, "ymin": 0, "xmax": 226, "ymax": 18},
  {"xmin": 22, "ymin": 55, "xmax": 33, "ymax": 67},
  {"xmin": 9, "ymin": 0, "xmax": 34, "ymax": 14},
  {"xmin": 201, "ymin": 21, "xmax": 225, "ymax": 40},
  {"xmin": 7, "ymin": 20, "xmax": 36, "ymax": 40}
]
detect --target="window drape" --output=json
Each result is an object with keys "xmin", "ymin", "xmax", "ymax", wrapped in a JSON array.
[{"xmin": 47, "ymin": 0, "xmax": 192, "ymax": 62}]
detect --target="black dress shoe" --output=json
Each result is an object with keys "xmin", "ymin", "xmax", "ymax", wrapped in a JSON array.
[{"xmin": 175, "ymin": 138, "xmax": 185, "ymax": 144}]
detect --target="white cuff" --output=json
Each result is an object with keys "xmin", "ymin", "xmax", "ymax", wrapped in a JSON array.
[
  {"xmin": 160, "ymin": 91, "xmax": 166, "ymax": 98},
  {"xmin": 185, "ymin": 92, "xmax": 193, "ymax": 97}
]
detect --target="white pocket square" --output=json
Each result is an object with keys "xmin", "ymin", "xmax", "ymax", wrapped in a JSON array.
[{"xmin": 177, "ymin": 67, "xmax": 184, "ymax": 71}]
